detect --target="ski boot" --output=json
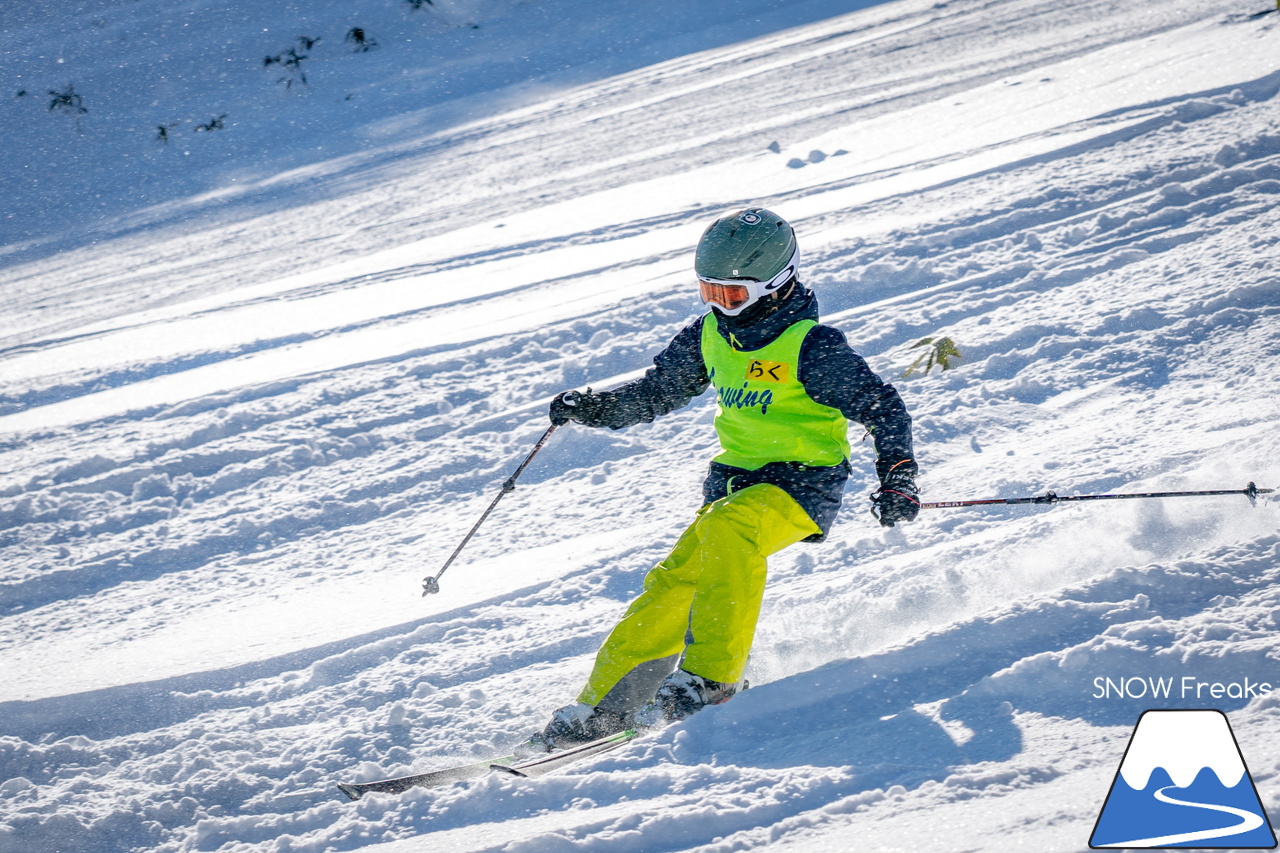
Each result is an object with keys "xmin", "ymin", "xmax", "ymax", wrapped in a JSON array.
[
  {"xmin": 516, "ymin": 701, "xmax": 631, "ymax": 756},
  {"xmin": 634, "ymin": 669, "xmax": 741, "ymax": 727}
]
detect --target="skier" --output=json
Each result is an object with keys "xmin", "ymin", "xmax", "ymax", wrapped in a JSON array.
[{"xmin": 527, "ymin": 208, "xmax": 919, "ymax": 751}]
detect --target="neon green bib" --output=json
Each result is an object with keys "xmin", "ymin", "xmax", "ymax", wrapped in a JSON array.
[{"xmin": 701, "ymin": 313, "xmax": 852, "ymax": 471}]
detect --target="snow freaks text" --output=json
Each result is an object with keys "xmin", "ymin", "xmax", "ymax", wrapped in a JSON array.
[{"xmin": 1092, "ymin": 676, "xmax": 1274, "ymax": 701}]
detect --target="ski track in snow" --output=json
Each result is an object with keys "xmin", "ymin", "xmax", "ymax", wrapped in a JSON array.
[{"xmin": 2, "ymin": 0, "xmax": 1280, "ymax": 851}]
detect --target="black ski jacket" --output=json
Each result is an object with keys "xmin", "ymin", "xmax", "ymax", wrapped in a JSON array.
[{"xmin": 586, "ymin": 286, "xmax": 915, "ymax": 538}]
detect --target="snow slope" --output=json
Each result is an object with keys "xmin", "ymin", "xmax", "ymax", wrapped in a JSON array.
[{"xmin": 2, "ymin": 0, "xmax": 1280, "ymax": 851}]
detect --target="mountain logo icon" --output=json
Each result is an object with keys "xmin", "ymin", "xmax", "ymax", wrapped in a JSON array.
[{"xmin": 1090, "ymin": 710, "xmax": 1277, "ymax": 848}]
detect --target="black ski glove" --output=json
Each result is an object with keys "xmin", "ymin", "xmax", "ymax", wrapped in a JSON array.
[
  {"xmin": 549, "ymin": 388, "xmax": 607, "ymax": 427},
  {"xmin": 871, "ymin": 458, "xmax": 920, "ymax": 527}
]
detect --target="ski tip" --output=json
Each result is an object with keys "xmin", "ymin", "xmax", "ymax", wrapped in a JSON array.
[
  {"xmin": 337, "ymin": 782, "xmax": 364, "ymax": 802},
  {"xmin": 490, "ymin": 764, "xmax": 529, "ymax": 778}
]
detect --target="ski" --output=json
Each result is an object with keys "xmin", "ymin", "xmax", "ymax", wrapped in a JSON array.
[
  {"xmin": 491, "ymin": 728, "xmax": 640, "ymax": 779},
  {"xmin": 336, "ymin": 753, "xmax": 520, "ymax": 801},
  {"xmin": 336, "ymin": 728, "xmax": 641, "ymax": 800}
]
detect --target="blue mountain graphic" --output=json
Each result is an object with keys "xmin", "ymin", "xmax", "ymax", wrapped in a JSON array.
[{"xmin": 1092, "ymin": 766, "xmax": 1277, "ymax": 848}]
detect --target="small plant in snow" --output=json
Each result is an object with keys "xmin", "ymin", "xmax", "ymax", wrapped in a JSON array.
[
  {"xmin": 405, "ymin": 0, "xmax": 435, "ymax": 8},
  {"xmin": 265, "ymin": 48, "xmax": 308, "ymax": 87},
  {"xmin": 346, "ymin": 27, "xmax": 377, "ymax": 52},
  {"xmin": 902, "ymin": 336, "xmax": 963, "ymax": 378},
  {"xmin": 194, "ymin": 114, "xmax": 227, "ymax": 133},
  {"xmin": 264, "ymin": 37, "xmax": 319, "ymax": 88},
  {"xmin": 48, "ymin": 85, "xmax": 87, "ymax": 115},
  {"xmin": 47, "ymin": 84, "xmax": 88, "ymax": 133}
]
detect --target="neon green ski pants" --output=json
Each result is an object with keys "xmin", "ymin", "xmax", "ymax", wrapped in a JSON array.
[{"xmin": 578, "ymin": 483, "xmax": 820, "ymax": 705}]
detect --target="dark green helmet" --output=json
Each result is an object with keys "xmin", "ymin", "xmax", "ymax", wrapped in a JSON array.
[{"xmin": 695, "ymin": 209, "xmax": 799, "ymax": 316}]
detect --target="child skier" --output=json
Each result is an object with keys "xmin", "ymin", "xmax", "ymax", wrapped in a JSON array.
[{"xmin": 528, "ymin": 208, "xmax": 919, "ymax": 750}]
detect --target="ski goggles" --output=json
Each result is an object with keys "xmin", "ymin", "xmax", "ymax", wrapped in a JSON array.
[{"xmin": 697, "ymin": 251, "xmax": 799, "ymax": 316}]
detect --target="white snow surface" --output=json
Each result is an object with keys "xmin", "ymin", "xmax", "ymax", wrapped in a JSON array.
[{"xmin": 3, "ymin": 0, "xmax": 1280, "ymax": 850}]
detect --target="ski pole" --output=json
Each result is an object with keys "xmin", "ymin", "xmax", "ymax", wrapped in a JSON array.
[
  {"xmin": 921, "ymin": 481, "xmax": 1273, "ymax": 511},
  {"xmin": 421, "ymin": 420, "xmax": 563, "ymax": 596}
]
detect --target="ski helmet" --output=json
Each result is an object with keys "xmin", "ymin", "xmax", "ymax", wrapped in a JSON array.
[{"xmin": 695, "ymin": 208, "xmax": 799, "ymax": 316}]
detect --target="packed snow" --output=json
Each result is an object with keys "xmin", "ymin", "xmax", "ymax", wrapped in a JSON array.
[{"xmin": 2, "ymin": 0, "xmax": 1279, "ymax": 851}]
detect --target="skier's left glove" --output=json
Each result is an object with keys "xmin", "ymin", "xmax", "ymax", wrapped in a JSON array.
[
  {"xmin": 549, "ymin": 388, "xmax": 608, "ymax": 427},
  {"xmin": 871, "ymin": 459, "xmax": 920, "ymax": 528}
]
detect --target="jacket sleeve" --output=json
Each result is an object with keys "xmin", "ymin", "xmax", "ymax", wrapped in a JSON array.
[
  {"xmin": 590, "ymin": 317, "xmax": 711, "ymax": 429},
  {"xmin": 798, "ymin": 325, "xmax": 916, "ymax": 476}
]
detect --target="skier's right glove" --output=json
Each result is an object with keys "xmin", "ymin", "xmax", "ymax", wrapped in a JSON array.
[
  {"xmin": 549, "ymin": 388, "xmax": 606, "ymax": 427},
  {"xmin": 871, "ymin": 458, "xmax": 920, "ymax": 527}
]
